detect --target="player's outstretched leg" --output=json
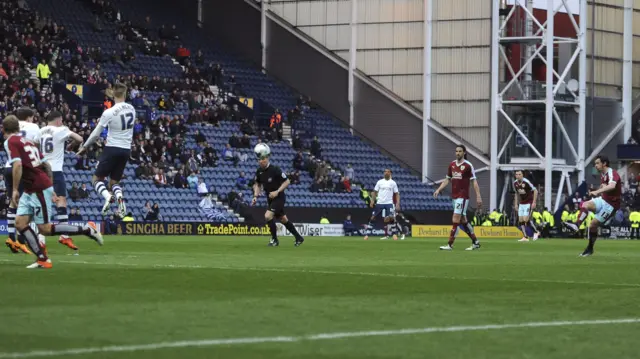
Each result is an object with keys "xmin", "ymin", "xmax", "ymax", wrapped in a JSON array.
[
  {"xmin": 111, "ymin": 182, "xmax": 126, "ymax": 218},
  {"xmin": 50, "ymin": 222, "xmax": 103, "ymax": 246},
  {"xmin": 280, "ymin": 215, "xmax": 304, "ymax": 247},
  {"xmin": 93, "ymin": 178, "xmax": 114, "ymax": 215},
  {"xmin": 565, "ymin": 201, "xmax": 594, "ymax": 233}
]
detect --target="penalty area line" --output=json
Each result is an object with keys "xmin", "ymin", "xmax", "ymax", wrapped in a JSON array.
[{"xmin": 0, "ymin": 318, "xmax": 639, "ymax": 358}]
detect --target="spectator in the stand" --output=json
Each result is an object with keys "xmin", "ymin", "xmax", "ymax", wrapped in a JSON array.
[
  {"xmin": 103, "ymin": 95, "xmax": 113, "ymax": 110},
  {"xmin": 157, "ymin": 95, "xmax": 166, "ymax": 110},
  {"xmin": 197, "ymin": 178, "xmax": 209, "ymax": 196},
  {"xmin": 176, "ymin": 44, "xmax": 190, "ymax": 64},
  {"xmin": 69, "ymin": 207, "xmax": 83, "ymax": 221},
  {"xmin": 202, "ymin": 142, "xmax": 218, "ymax": 166},
  {"xmin": 236, "ymin": 171, "xmax": 247, "ymax": 189},
  {"xmin": 194, "ymin": 129, "xmax": 206, "ymax": 145},
  {"xmin": 159, "ymin": 41, "xmax": 169, "ymax": 56},
  {"xmin": 309, "ymin": 176, "xmax": 321, "ymax": 193},
  {"xmin": 292, "ymin": 134, "xmax": 303, "ymax": 150},
  {"xmin": 195, "ymin": 49, "xmax": 204, "ymax": 66},
  {"xmin": 288, "ymin": 171, "xmax": 300, "ymax": 185},
  {"xmin": 293, "ymin": 151, "xmax": 304, "ymax": 171},
  {"xmin": 154, "ymin": 168, "xmax": 169, "ymax": 188},
  {"xmin": 343, "ymin": 214, "xmax": 358, "ymax": 236},
  {"xmin": 93, "ymin": 15, "xmax": 103, "ymax": 32},
  {"xmin": 311, "ymin": 136, "xmax": 322, "ymax": 158},
  {"xmin": 240, "ymin": 134, "xmax": 251, "ymax": 148},
  {"xmin": 340, "ymin": 163, "xmax": 353, "ymax": 183},
  {"xmin": 187, "ymin": 172, "xmax": 199, "ymax": 189},
  {"xmin": 79, "ymin": 183, "xmax": 90, "ymax": 199},
  {"xmin": 187, "ymin": 150, "xmax": 200, "ymax": 173},
  {"xmin": 342, "ymin": 176, "xmax": 352, "ymax": 193},
  {"xmin": 136, "ymin": 162, "xmax": 151, "ymax": 179},
  {"xmin": 629, "ymin": 173, "xmax": 638, "ymax": 194},
  {"xmin": 104, "ymin": 215, "xmax": 118, "ymax": 234},
  {"xmin": 240, "ymin": 118, "xmax": 255, "ymax": 135},
  {"xmin": 69, "ymin": 182, "xmax": 80, "ymax": 201},
  {"xmin": 0, "ymin": 174, "xmax": 5, "ymax": 193},
  {"xmin": 36, "ymin": 58, "xmax": 51, "ymax": 85},
  {"xmin": 173, "ymin": 168, "xmax": 188, "ymax": 189},
  {"xmin": 571, "ymin": 192, "xmax": 581, "ymax": 211},
  {"xmin": 222, "ymin": 143, "xmax": 236, "ymax": 164},
  {"xmin": 145, "ymin": 203, "xmax": 160, "ymax": 221},
  {"xmin": 228, "ymin": 133, "xmax": 240, "ymax": 148}
]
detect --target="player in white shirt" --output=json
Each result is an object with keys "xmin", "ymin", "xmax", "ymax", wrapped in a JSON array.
[
  {"xmin": 363, "ymin": 169, "xmax": 401, "ymax": 241},
  {"xmin": 77, "ymin": 83, "xmax": 135, "ymax": 217},
  {"xmin": 39, "ymin": 111, "xmax": 84, "ymax": 251},
  {"xmin": 4, "ymin": 107, "xmax": 43, "ymax": 255}
]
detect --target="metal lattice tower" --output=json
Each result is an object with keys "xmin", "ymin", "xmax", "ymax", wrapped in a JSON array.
[{"xmin": 489, "ymin": 0, "xmax": 587, "ymax": 212}]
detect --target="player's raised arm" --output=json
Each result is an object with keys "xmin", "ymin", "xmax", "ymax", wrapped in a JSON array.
[
  {"xmin": 66, "ymin": 130, "xmax": 84, "ymax": 145},
  {"xmin": 78, "ymin": 113, "xmax": 109, "ymax": 154}
]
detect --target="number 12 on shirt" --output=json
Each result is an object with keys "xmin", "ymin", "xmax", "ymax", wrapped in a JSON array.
[{"xmin": 120, "ymin": 113, "xmax": 134, "ymax": 130}]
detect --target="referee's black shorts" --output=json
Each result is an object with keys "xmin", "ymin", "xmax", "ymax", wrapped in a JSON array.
[{"xmin": 267, "ymin": 196, "xmax": 286, "ymax": 217}]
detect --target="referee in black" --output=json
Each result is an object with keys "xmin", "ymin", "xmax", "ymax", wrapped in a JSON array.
[{"xmin": 251, "ymin": 148, "xmax": 304, "ymax": 247}]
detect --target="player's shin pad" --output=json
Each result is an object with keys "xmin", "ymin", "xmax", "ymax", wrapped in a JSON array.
[
  {"xmin": 51, "ymin": 224, "xmax": 87, "ymax": 235},
  {"xmin": 19, "ymin": 227, "xmax": 45, "ymax": 259}
]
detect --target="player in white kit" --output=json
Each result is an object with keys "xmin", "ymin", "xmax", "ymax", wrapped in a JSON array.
[
  {"xmin": 4, "ymin": 107, "xmax": 42, "ymax": 254},
  {"xmin": 363, "ymin": 169, "xmax": 400, "ymax": 241},
  {"xmin": 77, "ymin": 83, "xmax": 135, "ymax": 217},
  {"xmin": 39, "ymin": 111, "xmax": 84, "ymax": 251}
]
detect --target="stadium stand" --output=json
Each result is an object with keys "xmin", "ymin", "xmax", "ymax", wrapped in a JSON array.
[{"xmin": 0, "ymin": 0, "xmax": 451, "ymax": 224}]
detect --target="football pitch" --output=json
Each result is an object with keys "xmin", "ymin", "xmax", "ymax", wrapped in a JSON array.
[{"xmin": 1, "ymin": 236, "xmax": 639, "ymax": 359}]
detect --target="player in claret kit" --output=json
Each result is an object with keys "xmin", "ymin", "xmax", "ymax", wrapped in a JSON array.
[
  {"xmin": 4, "ymin": 107, "xmax": 40, "ymax": 255},
  {"xmin": 3, "ymin": 116, "xmax": 103, "ymax": 269},
  {"xmin": 513, "ymin": 170, "xmax": 539, "ymax": 242},
  {"xmin": 564, "ymin": 155, "xmax": 621, "ymax": 256},
  {"xmin": 434, "ymin": 145, "xmax": 483, "ymax": 251}
]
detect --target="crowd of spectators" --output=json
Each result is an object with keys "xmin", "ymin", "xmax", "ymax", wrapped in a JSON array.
[{"xmin": 1, "ymin": 0, "xmax": 349, "ymax": 223}]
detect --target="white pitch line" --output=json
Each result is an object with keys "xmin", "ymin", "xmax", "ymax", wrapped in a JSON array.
[
  {"xmin": 1, "ymin": 257, "xmax": 640, "ymax": 288},
  {"xmin": 0, "ymin": 318, "xmax": 639, "ymax": 358}
]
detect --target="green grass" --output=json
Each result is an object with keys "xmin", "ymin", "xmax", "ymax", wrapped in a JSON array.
[{"xmin": 1, "ymin": 236, "xmax": 640, "ymax": 359}]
